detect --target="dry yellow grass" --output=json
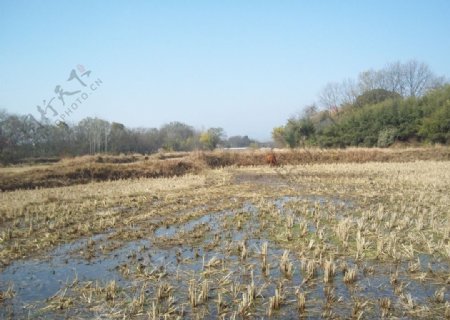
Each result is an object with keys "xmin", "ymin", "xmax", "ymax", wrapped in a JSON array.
[
  {"xmin": 1, "ymin": 147, "xmax": 449, "ymax": 191},
  {"xmin": 0, "ymin": 159, "xmax": 449, "ymax": 318}
]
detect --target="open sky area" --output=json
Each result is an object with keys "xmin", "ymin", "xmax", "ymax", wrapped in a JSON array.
[{"xmin": 1, "ymin": 0, "xmax": 450, "ymax": 140}]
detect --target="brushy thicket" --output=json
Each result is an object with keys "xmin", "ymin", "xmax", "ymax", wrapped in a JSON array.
[
  {"xmin": 277, "ymin": 85, "xmax": 450, "ymax": 148},
  {"xmin": 1, "ymin": 147, "xmax": 449, "ymax": 191}
]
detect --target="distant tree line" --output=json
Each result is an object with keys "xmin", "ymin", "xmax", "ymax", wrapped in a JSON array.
[
  {"xmin": 273, "ymin": 60, "xmax": 450, "ymax": 148},
  {"xmin": 0, "ymin": 112, "xmax": 260, "ymax": 164}
]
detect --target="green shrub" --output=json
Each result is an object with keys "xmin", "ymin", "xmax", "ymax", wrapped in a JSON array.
[{"xmin": 377, "ymin": 127, "xmax": 398, "ymax": 147}]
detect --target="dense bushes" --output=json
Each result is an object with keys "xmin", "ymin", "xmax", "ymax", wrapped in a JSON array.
[{"xmin": 276, "ymin": 85, "xmax": 450, "ymax": 148}]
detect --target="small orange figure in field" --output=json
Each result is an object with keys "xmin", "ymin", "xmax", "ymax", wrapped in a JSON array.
[{"xmin": 265, "ymin": 151, "xmax": 278, "ymax": 166}]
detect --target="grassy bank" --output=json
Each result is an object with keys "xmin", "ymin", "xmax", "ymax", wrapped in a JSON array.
[{"xmin": 1, "ymin": 147, "xmax": 450, "ymax": 191}]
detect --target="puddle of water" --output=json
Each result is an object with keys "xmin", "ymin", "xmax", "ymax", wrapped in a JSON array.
[{"xmin": 154, "ymin": 210, "xmax": 233, "ymax": 238}]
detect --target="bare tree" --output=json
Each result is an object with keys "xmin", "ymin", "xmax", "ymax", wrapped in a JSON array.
[
  {"xmin": 78, "ymin": 118, "xmax": 111, "ymax": 154},
  {"xmin": 403, "ymin": 60, "xmax": 433, "ymax": 97},
  {"xmin": 340, "ymin": 78, "xmax": 360, "ymax": 105},
  {"xmin": 319, "ymin": 79, "xmax": 359, "ymax": 111},
  {"xmin": 358, "ymin": 69, "xmax": 384, "ymax": 93},
  {"xmin": 358, "ymin": 60, "xmax": 444, "ymax": 98},
  {"xmin": 318, "ymin": 82, "xmax": 340, "ymax": 110},
  {"xmin": 383, "ymin": 61, "xmax": 406, "ymax": 96}
]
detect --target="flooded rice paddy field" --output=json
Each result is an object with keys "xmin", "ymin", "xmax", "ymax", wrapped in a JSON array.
[{"xmin": 0, "ymin": 161, "xmax": 449, "ymax": 319}]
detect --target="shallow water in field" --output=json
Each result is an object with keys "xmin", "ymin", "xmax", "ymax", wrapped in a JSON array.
[{"xmin": 1, "ymin": 194, "xmax": 448, "ymax": 319}]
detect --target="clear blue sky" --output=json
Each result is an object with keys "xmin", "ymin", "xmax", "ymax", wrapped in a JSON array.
[{"xmin": 1, "ymin": 0, "xmax": 449, "ymax": 140}]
